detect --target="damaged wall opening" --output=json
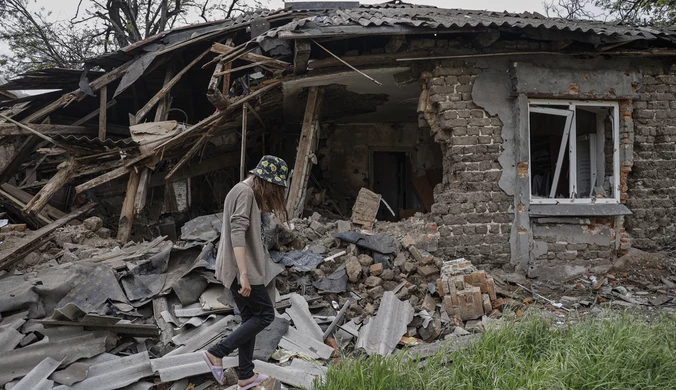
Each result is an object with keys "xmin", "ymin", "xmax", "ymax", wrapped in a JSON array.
[
  {"xmin": 528, "ymin": 100, "xmax": 620, "ymax": 204},
  {"xmin": 371, "ymin": 150, "xmax": 419, "ymax": 222}
]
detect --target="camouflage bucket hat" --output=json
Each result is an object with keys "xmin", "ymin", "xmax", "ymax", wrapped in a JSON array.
[{"xmin": 250, "ymin": 155, "xmax": 289, "ymax": 187}]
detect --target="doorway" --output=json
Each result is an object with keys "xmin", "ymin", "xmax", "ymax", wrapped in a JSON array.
[{"xmin": 372, "ymin": 151, "xmax": 417, "ymax": 221}]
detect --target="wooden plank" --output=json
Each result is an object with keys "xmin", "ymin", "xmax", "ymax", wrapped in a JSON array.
[
  {"xmin": 1, "ymin": 183, "xmax": 66, "ymax": 220},
  {"xmin": 221, "ymin": 38, "xmax": 234, "ymax": 96},
  {"xmin": 286, "ymin": 86, "xmax": 323, "ymax": 218},
  {"xmin": 163, "ymin": 117, "xmax": 226, "ymax": 181},
  {"xmin": 154, "ymin": 66, "xmax": 175, "ymax": 122},
  {"xmin": 0, "ymin": 203, "xmax": 96, "ymax": 270},
  {"xmin": 133, "ymin": 167, "xmax": 151, "ymax": 214},
  {"xmin": 211, "ymin": 42, "xmax": 291, "ymax": 68},
  {"xmin": 20, "ymin": 61, "xmax": 133, "ymax": 124},
  {"xmin": 157, "ymin": 81, "xmax": 281, "ymax": 153},
  {"xmin": 23, "ymin": 158, "xmax": 79, "ymax": 216},
  {"xmin": 207, "ymin": 60, "xmax": 229, "ymax": 111},
  {"xmin": 0, "ymin": 136, "xmax": 40, "ymax": 184},
  {"xmin": 310, "ymin": 40, "xmax": 382, "ymax": 86},
  {"xmin": 71, "ymin": 100, "xmax": 117, "ymax": 126},
  {"xmin": 240, "ymin": 104, "xmax": 248, "ymax": 181},
  {"xmin": 0, "ymin": 123, "xmax": 91, "ymax": 136},
  {"xmin": 214, "ymin": 60, "xmax": 270, "ymax": 77},
  {"xmin": 98, "ymin": 86, "xmax": 107, "ymax": 140},
  {"xmin": 0, "ymin": 114, "xmax": 61, "ymax": 145},
  {"xmin": 135, "ymin": 48, "xmax": 211, "ymax": 124},
  {"xmin": 74, "ymin": 153, "xmax": 149, "ymax": 194},
  {"xmin": 412, "ymin": 175, "xmax": 434, "ymax": 213},
  {"xmin": 0, "ymin": 188, "xmax": 52, "ymax": 228},
  {"xmin": 117, "ymin": 169, "xmax": 141, "ymax": 243},
  {"xmin": 294, "ymin": 40, "xmax": 312, "ymax": 75}
]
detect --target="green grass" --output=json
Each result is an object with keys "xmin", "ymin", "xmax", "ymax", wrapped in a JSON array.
[{"xmin": 313, "ymin": 313, "xmax": 676, "ymax": 390}]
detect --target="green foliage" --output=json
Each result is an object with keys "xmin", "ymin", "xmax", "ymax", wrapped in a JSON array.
[
  {"xmin": 315, "ymin": 313, "xmax": 676, "ymax": 390},
  {"xmin": 0, "ymin": 0, "xmax": 267, "ymax": 76},
  {"xmin": 596, "ymin": 0, "xmax": 676, "ymax": 26}
]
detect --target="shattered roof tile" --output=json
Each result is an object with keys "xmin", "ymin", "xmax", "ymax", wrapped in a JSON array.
[
  {"xmin": 356, "ymin": 291, "xmax": 414, "ymax": 356},
  {"xmin": 52, "ymin": 352, "xmax": 153, "ymax": 390},
  {"xmin": 150, "ymin": 351, "xmax": 237, "ymax": 382}
]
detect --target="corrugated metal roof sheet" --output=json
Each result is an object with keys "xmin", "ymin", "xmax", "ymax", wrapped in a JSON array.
[
  {"xmin": 356, "ymin": 291, "xmax": 414, "ymax": 356},
  {"xmin": 285, "ymin": 293, "xmax": 324, "ymax": 341},
  {"xmin": 0, "ymin": 333, "xmax": 108, "ymax": 386},
  {"xmin": 150, "ymin": 351, "xmax": 237, "ymax": 382},
  {"xmin": 167, "ymin": 315, "xmax": 239, "ymax": 356},
  {"xmin": 11, "ymin": 357, "xmax": 62, "ymax": 390},
  {"xmin": 53, "ymin": 134, "xmax": 136, "ymax": 150},
  {"xmin": 257, "ymin": 2, "xmax": 676, "ymax": 43},
  {"xmin": 53, "ymin": 352, "xmax": 154, "ymax": 390},
  {"xmin": 253, "ymin": 358, "xmax": 327, "ymax": 389}
]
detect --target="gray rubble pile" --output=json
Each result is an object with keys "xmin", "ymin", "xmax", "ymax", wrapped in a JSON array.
[{"xmin": 0, "ymin": 211, "xmax": 508, "ymax": 390}]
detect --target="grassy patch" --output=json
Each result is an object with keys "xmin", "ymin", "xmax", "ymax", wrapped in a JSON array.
[{"xmin": 314, "ymin": 313, "xmax": 676, "ymax": 390}]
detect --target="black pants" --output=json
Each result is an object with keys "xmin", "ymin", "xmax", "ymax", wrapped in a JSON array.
[{"xmin": 207, "ymin": 282, "xmax": 275, "ymax": 380}]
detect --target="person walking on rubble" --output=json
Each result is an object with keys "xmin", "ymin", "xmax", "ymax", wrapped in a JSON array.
[{"xmin": 202, "ymin": 155, "xmax": 289, "ymax": 389}]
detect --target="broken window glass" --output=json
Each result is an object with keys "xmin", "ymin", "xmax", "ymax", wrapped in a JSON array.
[{"xmin": 529, "ymin": 101, "xmax": 619, "ymax": 204}]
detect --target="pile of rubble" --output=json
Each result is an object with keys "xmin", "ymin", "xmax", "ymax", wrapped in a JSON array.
[{"xmin": 0, "ymin": 209, "xmax": 513, "ymax": 390}]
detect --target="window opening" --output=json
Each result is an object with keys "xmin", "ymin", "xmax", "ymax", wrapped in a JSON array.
[{"xmin": 529, "ymin": 101, "xmax": 620, "ymax": 204}]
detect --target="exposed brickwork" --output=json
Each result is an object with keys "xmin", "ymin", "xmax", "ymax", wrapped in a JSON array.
[
  {"xmin": 626, "ymin": 64, "xmax": 676, "ymax": 250},
  {"xmin": 421, "ymin": 61, "xmax": 512, "ymax": 266},
  {"xmin": 531, "ymin": 218, "xmax": 617, "ymax": 266}
]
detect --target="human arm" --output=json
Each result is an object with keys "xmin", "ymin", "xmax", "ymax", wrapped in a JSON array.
[{"xmin": 230, "ymin": 188, "xmax": 254, "ymax": 296}]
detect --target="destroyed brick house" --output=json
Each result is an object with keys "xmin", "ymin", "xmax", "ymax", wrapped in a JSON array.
[
  {"xmin": 2, "ymin": 2, "xmax": 676, "ymax": 284},
  {"xmin": 2, "ymin": 1, "xmax": 676, "ymax": 388}
]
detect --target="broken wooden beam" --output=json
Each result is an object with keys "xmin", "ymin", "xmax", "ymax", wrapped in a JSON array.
[
  {"xmin": 154, "ymin": 66, "xmax": 175, "ymax": 122},
  {"xmin": 135, "ymin": 48, "xmax": 211, "ymax": 124},
  {"xmin": 164, "ymin": 116, "xmax": 226, "ymax": 181},
  {"xmin": 21, "ymin": 61, "xmax": 134, "ymax": 124},
  {"xmin": 0, "ymin": 187, "xmax": 52, "ymax": 228},
  {"xmin": 286, "ymin": 86, "xmax": 324, "ymax": 219},
  {"xmin": 157, "ymin": 81, "xmax": 281, "ymax": 153},
  {"xmin": 0, "ymin": 123, "xmax": 92, "ymax": 136},
  {"xmin": 133, "ymin": 167, "xmax": 151, "ymax": 215},
  {"xmin": 240, "ymin": 104, "xmax": 248, "ymax": 181},
  {"xmin": 1, "ymin": 183, "xmax": 66, "ymax": 220},
  {"xmin": 117, "ymin": 169, "xmax": 142, "ymax": 243},
  {"xmin": 207, "ymin": 60, "xmax": 230, "ymax": 111},
  {"xmin": 23, "ymin": 158, "xmax": 79, "ymax": 216},
  {"xmin": 98, "ymin": 85, "xmax": 107, "ymax": 141},
  {"xmin": 214, "ymin": 60, "xmax": 270, "ymax": 77},
  {"xmin": 0, "ymin": 114, "xmax": 62, "ymax": 146},
  {"xmin": 74, "ymin": 153, "xmax": 151, "ymax": 194},
  {"xmin": 211, "ymin": 42, "xmax": 291, "ymax": 69},
  {"xmin": 0, "ymin": 203, "xmax": 96, "ymax": 270},
  {"xmin": 71, "ymin": 100, "xmax": 117, "ymax": 126},
  {"xmin": 310, "ymin": 40, "xmax": 382, "ymax": 86},
  {"xmin": 294, "ymin": 40, "xmax": 312, "ymax": 75},
  {"xmin": 0, "ymin": 136, "xmax": 41, "ymax": 184}
]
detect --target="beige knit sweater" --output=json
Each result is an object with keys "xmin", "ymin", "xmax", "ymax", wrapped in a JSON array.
[{"xmin": 215, "ymin": 182, "xmax": 283, "ymax": 291}]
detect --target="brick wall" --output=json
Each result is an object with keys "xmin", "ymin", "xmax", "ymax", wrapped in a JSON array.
[
  {"xmin": 421, "ymin": 61, "xmax": 512, "ymax": 267},
  {"xmin": 626, "ymin": 64, "xmax": 676, "ymax": 250}
]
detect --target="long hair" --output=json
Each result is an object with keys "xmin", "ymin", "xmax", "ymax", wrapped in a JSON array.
[{"xmin": 249, "ymin": 175, "xmax": 289, "ymax": 223}]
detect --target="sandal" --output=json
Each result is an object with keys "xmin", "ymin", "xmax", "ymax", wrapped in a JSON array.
[
  {"xmin": 238, "ymin": 373, "xmax": 269, "ymax": 390},
  {"xmin": 201, "ymin": 351, "xmax": 224, "ymax": 385}
]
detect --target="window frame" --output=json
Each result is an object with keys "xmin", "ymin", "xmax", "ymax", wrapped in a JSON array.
[{"xmin": 528, "ymin": 99, "xmax": 621, "ymax": 205}]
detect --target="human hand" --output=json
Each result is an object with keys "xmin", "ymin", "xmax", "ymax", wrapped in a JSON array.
[{"xmin": 239, "ymin": 274, "xmax": 251, "ymax": 297}]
